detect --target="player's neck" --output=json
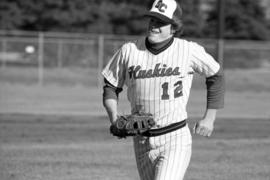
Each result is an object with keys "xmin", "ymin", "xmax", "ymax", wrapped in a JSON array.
[{"xmin": 145, "ymin": 37, "xmax": 174, "ymax": 55}]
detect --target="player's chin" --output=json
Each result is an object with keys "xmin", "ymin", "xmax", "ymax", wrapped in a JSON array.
[{"xmin": 147, "ymin": 33, "xmax": 160, "ymax": 43}]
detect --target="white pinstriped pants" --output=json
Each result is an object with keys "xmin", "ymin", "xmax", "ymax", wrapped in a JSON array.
[{"xmin": 133, "ymin": 124, "xmax": 192, "ymax": 180}]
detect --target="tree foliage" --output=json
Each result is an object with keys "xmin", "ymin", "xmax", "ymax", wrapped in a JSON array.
[
  {"xmin": 0, "ymin": 0, "xmax": 269, "ymax": 40},
  {"xmin": 204, "ymin": 0, "xmax": 270, "ymax": 40}
]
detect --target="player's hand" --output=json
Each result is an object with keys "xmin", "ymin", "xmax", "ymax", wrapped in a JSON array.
[{"xmin": 193, "ymin": 118, "xmax": 214, "ymax": 137}]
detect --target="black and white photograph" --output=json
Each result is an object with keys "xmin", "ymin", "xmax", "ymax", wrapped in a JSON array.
[{"xmin": 0, "ymin": 0, "xmax": 270, "ymax": 180}]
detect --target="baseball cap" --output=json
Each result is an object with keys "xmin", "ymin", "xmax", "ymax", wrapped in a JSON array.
[{"xmin": 145, "ymin": 0, "xmax": 182, "ymax": 25}]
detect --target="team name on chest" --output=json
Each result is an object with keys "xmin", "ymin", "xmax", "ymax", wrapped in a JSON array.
[{"xmin": 128, "ymin": 63, "xmax": 181, "ymax": 79}]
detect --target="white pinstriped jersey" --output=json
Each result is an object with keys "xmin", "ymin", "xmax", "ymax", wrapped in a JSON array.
[{"xmin": 102, "ymin": 37, "xmax": 220, "ymax": 127}]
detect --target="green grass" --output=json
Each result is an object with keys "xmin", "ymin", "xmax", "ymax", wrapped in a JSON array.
[{"xmin": 0, "ymin": 114, "xmax": 269, "ymax": 180}]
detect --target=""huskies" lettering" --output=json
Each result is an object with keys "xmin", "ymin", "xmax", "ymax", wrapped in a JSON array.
[{"xmin": 128, "ymin": 63, "xmax": 180, "ymax": 79}]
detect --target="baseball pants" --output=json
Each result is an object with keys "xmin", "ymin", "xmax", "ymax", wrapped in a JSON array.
[{"xmin": 133, "ymin": 124, "xmax": 192, "ymax": 180}]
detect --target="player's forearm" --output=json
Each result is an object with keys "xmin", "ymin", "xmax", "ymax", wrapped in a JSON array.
[
  {"xmin": 102, "ymin": 78, "xmax": 123, "ymax": 124},
  {"xmin": 203, "ymin": 108, "xmax": 217, "ymax": 123},
  {"xmin": 103, "ymin": 98, "xmax": 118, "ymax": 124},
  {"xmin": 194, "ymin": 109, "xmax": 217, "ymax": 137}
]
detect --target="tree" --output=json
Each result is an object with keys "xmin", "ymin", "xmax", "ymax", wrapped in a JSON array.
[
  {"xmin": 0, "ymin": 0, "xmax": 24, "ymax": 29},
  {"xmin": 1, "ymin": 0, "xmax": 269, "ymax": 39},
  {"xmin": 204, "ymin": 0, "xmax": 270, "ymax": 40},
  {"xmin": 179, "ymin": 0, "xmax": 205, "ymax": 37}
]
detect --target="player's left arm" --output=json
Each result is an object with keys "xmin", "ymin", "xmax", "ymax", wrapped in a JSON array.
[
  {"xmin": 190, "ymin": 43, "xmax": 225, "ymax": 137},
  {"xmin": 194, "ymin": 67, "xmax": 225, "ymax": 137}
]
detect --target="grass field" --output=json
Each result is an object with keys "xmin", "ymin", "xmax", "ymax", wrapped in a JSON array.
[
  {"xmin": 0, "ymin": 67, "xmax": 270, "ymax": 180},
  {"xmin": 0, "ymin": 114, "xmax": 269, "ymax": 180}
]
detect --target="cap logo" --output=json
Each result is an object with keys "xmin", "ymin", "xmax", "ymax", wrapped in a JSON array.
[{"xmin": 155, "ymin": 0, "xmax": 168, "ymax": 13}]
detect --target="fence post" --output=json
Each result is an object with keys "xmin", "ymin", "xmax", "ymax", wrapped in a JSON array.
[
  {"xmin": 217, "ymin": 39, "xmax": 224, "ymax": 66},
  {"xmin": 38, "ymin": 32, "xmax": 44, "ymax": 86},
  {"xmin": 216, "ymin": 0, "xmax": 225, "ymax": 66},
  {"xmin": 57, "ymin": 39, "xmax": 63, "ymax": 68},
  {"xmin": 97, "ymin": 35, "xmax": 104, "ymax": 88},
  {"xmin": 1, "ymin": 39, "xmax": 7, "ymax": 69}
]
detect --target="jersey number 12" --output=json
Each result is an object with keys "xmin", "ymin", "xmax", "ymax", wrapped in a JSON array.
[{"xmin": 161, "ymin": 80, "xmax": 183, "ymax": 100}]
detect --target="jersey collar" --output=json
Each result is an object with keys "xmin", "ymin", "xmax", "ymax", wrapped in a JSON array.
[{"xmin": 145, "ymin": 37, "xmax": 174, "ymax": 55}]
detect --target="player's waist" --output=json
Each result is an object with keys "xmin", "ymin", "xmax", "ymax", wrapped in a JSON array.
[
  {"xmin": 131, "ymin": 108, "xmax": 187, "ymax": 122},
  {"xmin": 142, "ymin": 119, "xmax": 187, "ymax": 137},
  {"xmin": 153, "ymin": 112, "xmax": 187, "ymax": 126}
]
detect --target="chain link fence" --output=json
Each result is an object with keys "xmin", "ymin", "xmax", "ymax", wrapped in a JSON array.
[{"xmin": 0, "ymin": 30, "xmax": 270, "ymax": 87}]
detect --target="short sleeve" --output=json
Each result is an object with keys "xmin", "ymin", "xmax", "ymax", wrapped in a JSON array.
[
  {"xmin": 101, "ymin": 45, "xmax": 127, "ymax": 88},
  {"xmin": 190, "ymin": 42, "xmax": 220, "ymax": 77}
]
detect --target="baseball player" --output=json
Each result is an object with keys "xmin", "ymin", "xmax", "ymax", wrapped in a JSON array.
[{"xmin": 102, "ymin": 0, "xmax": 225, "ymax": 179}]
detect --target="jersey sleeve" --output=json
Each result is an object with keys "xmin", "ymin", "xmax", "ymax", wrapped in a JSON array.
[
  {"xmin": 206, "ymin": 68, "xmax": 225, "ymax": 109},
  {"xmin": 101, "ymin": 45, "xmax": 127, "ymax": 88},
  {"xmin": 103, "ymin": 78, "xmax": 123, "ymax": 100},
  {"xmin": 190, "ymin": 42, "xmax": 220, "ymax": 77},
  {"xmin": 190, "ymin": 42, "xmax": 225, "ymax": 109}
]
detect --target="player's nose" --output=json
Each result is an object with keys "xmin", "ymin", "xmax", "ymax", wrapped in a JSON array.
[
  {"xmin": 148, "ymin": 18, "xmax": 168, "ymax": 28},
  {"xmin": 149, "ymin": 18, "xmax": 160, "ymax": 28}
]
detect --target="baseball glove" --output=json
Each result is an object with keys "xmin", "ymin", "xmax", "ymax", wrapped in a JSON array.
[{"xmin": 110, "ymin": 112, "xmax": 155, "ymax": 138}]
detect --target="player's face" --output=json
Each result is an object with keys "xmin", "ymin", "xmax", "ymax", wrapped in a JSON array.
[{"xmin": 147, "ymin": 18, "xmax": 173, "ymax": 43}]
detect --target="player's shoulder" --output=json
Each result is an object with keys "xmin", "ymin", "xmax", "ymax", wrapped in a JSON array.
[{"xmin": 119, "ymin": 37, "xmax": 145, "ymax": 52}]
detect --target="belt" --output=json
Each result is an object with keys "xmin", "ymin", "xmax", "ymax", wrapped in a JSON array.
[{"xmin": 142, "ymin": 119, "xmax": 187, "ymax": 137}]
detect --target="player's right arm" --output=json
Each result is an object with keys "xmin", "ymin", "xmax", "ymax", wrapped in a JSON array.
[
  {"xmin": 103, "ymin": 98, "xmax": 118, "ymax": 124},
  {"xmin": 102, "ymin": 45, "xmax": 127, "ymax": 124},
  {"xmin": 103, "ymin": 79, "xmax": 123, "ymax": 124}
]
